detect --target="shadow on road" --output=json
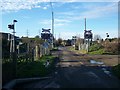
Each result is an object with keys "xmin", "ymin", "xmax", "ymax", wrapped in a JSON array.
[
  {"xmin": 55, "ymin": 64, "xmax": 120, "ymax": 88},
  {"xmin": 11, "ymin": 59, "xmax": 120, "ymax": 88}
]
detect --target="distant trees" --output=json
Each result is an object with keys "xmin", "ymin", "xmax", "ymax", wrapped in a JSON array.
[
  {"xmin": 65, "ymin": 39, "xmax": 72, "ymax": 46},
  {"xmin": 58, "ymin": 38, "xmax": 62, "ymax": 45},
  {"xmin": 35, "ymin": 35, "xmax": 40, "ymax": 38},
  {"xmin": 55, "ymin": 38, "xmax": 63, "ymax": 46}
]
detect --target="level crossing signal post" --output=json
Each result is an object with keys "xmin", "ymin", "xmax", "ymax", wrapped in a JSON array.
[
  {"xmin": 84, "ymin": 18, "xmax": 93, "ymax": 52},
  {"xmin": 8, "ymin": 20, "xmax": 18, "ymax": 79},
  {"xmin": 84, "ymin": 30, "xmax": 93, "ymax": 52},
  {"xmin": 41, "ymin": 28, "xmax": 53, "ymax": 43}
]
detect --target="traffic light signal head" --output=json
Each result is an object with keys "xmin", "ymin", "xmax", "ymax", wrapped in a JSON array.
[
  {"xmin": 13, "ymin": 20, "xmax": 17, "ymax": 22},
  {"xmin": 8, "ymin": 24, "xmax": 14, "ymax": 29}
]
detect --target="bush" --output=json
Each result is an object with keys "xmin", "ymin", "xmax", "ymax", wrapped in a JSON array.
[
  {"xmin": 16, "ymin": 55, "xmax": 57, "ymax": 78},
  {"xmin": 112, "ymin": 64, "xmax": 120, "ymax": 79},
  {"xmin": 89, "ymin": 43, "xmax": 103, "ymax": 52},
  {"xmin": 104, "ymin": 42, "xmax": 119, "ymax": 54}
]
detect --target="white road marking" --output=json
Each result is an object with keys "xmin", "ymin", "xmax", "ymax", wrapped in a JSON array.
[
  {"xmin": 102, "ymin": 68, "xmax": 106, "ymax": 71},
  {"xmin": 88, "ymin": 72, "xmax": 100, "ymax": 79},
  {"xmin": 104, "ymin": 71, "xmax": 111, "ymax": 76},
  {"xmin": 101, "ymin": 67, "xmax": 111, "ymax": 77}
]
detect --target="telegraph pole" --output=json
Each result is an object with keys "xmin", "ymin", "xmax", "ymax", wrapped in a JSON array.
[
  {"xmin": 85, "ymin": 18, "xmax": 86, "ymax": 31},
  {"xmin": 84, "ymin": 18, "xmax": 91, "ymax": 52},
  {"xmin": 27, "ymin": 29, "xmax": 28, "ymax": 37},
  {"xmin": 50, "ymin": 2, "xmax": 54, "ymax": 48},
  {"xmin": 84, "ymin": 18, "xmax": 86, "ymax": 44},
  {"xmin": 13, "ymin": 20, "xmax": 17, "ymax": 52}
]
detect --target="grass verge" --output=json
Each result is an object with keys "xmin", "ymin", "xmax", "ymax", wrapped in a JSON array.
[
  {"xmin": 69, "ymin": 46, "xmax": 87, "ymax": 54},
  {"xmin": 88, "ymin": 49, "xmax": 105, "ymax": 55},
  {"xmin": 88, "ymin": 49, "xmax": 117, "ymax": 55},
  {"xmin": 16, "ymin": 55, "xmax": 58, "ymax": 78}
]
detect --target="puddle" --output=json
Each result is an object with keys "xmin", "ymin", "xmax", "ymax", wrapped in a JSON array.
[
  {"xmin": 61, "ymin": 60, "xmax": 79, "ymax": 62},
  {"xmin": 90, "ymin": 60, "xmax": 104, "ymax": 65}
]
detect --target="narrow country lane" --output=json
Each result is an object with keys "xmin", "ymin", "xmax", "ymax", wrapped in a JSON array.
[{"xmin": 15, "ymin": 46, "xmax": 120, "ymax": 88}]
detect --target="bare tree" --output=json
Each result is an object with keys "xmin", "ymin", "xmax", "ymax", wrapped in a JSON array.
[{"xmin": 94, "ymin": 34, "xmax": 102, "ymax": 41}]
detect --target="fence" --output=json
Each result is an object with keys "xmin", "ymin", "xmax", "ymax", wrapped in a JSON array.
[{"xmin": 2, "ymin": 42, "xmax": 52, "ymax": 86}]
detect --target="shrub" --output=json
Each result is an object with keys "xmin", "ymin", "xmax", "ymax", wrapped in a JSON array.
[
  {"xmin": 89, "ymin": 43, "xmax": 103, "ymax": 52},
  {"xmin": 104, "ymin": 42, "xmax": 118, "ymax": 54}
]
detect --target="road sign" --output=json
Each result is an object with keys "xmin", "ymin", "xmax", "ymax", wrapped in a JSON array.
[
  {"xmin": 84, "ymin": 30, "xmax": 92, "ymax": 39},
  {"xmin": 42, "ymin": 28, "xmax": 51, "ymax": 32},
  {"xmin": 72, "ymin": 36, "xmax": 77, "ymax": 39},
  {"xmin": 41, "ymin": 33, "xmax": 51, "ymax": 39}
]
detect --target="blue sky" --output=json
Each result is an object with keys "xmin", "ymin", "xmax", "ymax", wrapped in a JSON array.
[{"xmin": 1, "ymin": 0, "xmax": 119, "ymax": 40}]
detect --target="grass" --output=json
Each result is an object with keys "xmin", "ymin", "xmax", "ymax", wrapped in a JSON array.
[
  {"xmin": 88, "ymin": 49, "xmax": 117, "ymax": 55},
  {"xmin": 16, "ymin": 55, "xmax": 57, "ymax": 78},
  {"xmin": 69, "ymin": 46, "xmax": 117, "ymax": 55},
  {"xmin": 17, "ymin": 62, "xmax": 45, "ymax": 78},
  {"xmin": 112, "ymin": 64, "xmax": 120, "ymax": 79},
  {"xmin": 88, "ymin": 49, "xmax": 105, "ymax": 55},
  {"xmin": 69, "ymin": 46, "xmax": 87, "ymax": 54}
]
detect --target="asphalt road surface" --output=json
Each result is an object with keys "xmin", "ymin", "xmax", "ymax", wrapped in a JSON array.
[{"xmin": 15, "ymin": 46, "xmax": 120, "ymax": 88}]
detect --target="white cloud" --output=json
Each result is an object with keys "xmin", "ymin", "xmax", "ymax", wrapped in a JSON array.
[
  {"xmin": 43, "ymin": 7, "xmax": 48, "ymax": 10},
  {"xmin": 93, "ymin": 30, "xmax": 118, "ymax": 39},
  {"xmin": 39, "ymin": 19, "xmax": 51, "ymax": 29},
  {"xmin": 1, "ymin": 0, "xmax": 118, "ymax": 13},
  {"xmin": 58, "ymin": 32, "xmax": 77, "ymax": 39},
  {"xmin": 1, "ymin": 0, "xmax": 51, "ymax": 13},
  {"xmin": 57, "ymin": 11, "xmax": 75, "ymax": 16},
  {"xmin": 79, "ymin": 3, "xmax": 118, "ymax": 19},
  {"xmin": 52, "ymin": 0, "xmax": 119, "ymax": 2},
  {"xmin": 55, "ymin": 18, "xmax": 71, "ymax": 23},
  {"xmin": 56, "ymin": 2, "xmax": 118, "ymax": 21},
  {"xmin": 55, "ymin": 23, "xmax": 65, "ymax": 26},
  {"xmin": 39, "ymin": 18, "xmax": 71, "ymax": 28}
]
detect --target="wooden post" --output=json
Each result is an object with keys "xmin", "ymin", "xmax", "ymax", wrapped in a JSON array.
[
  {"xmin": 32, "ymin": 48, "xmax": 34, "ymax": 62},
  {"xmin": 27, "ymin": 43, "xmax": 29, "ymax": 61},
  {"xmin": 40, "ymin": 45, "xmax": 42, "ymax": 57},
  {"xmin": 35, "ymin": 45, "xmax": 38, "ymax": 60},
  {"xmin": 88, "ymin": 39, "xmax": 89, "ymax": 52},
  {"xmin": 35, "ymin": 45, "xmax": 40, "ymax": 61}
]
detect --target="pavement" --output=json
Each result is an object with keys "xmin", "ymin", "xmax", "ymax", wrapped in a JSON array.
[{"xmin": 13, "ymin": 46, "xmax": 120, "ymax": 88}]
